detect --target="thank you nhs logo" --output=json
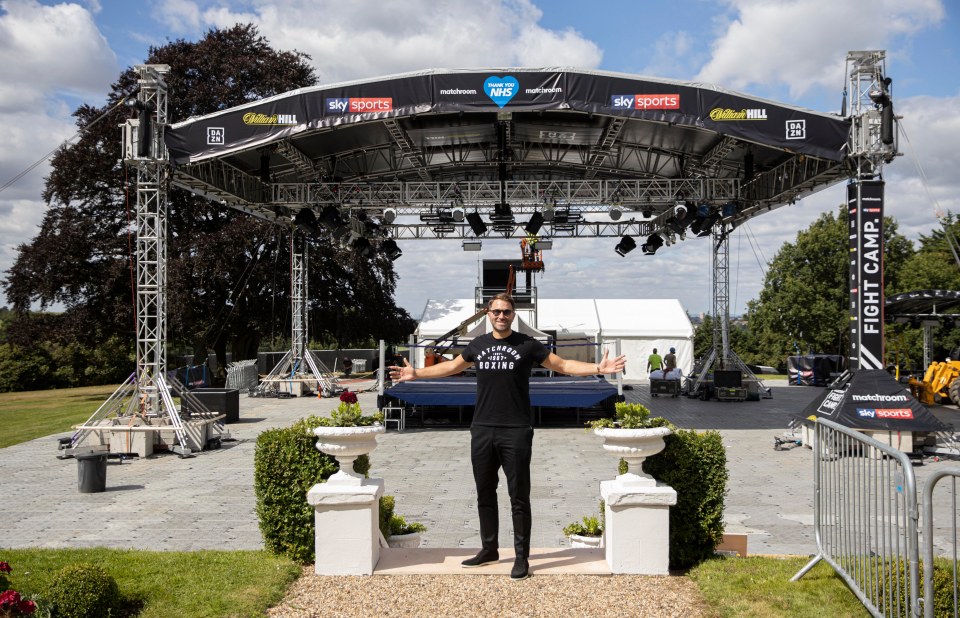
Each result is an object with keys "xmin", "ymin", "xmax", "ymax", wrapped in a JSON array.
[{"xmin": 484, "ymin": 76, "xmax": 518, "ymax": 108}]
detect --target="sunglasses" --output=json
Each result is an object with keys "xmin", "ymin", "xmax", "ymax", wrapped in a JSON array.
[{"xmin": 489, "ymin": 309, "xmax": 514, "ymax": 317}]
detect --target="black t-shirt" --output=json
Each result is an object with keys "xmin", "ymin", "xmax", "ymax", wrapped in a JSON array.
[{"xmin": 462, "ymin": 332, "xmax": 549, "ymax": 427}]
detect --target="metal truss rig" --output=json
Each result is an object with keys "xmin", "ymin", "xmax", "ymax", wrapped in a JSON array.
[{"xmin": 172, "ymin": 158, "xmax": 846, "ymax": 233}]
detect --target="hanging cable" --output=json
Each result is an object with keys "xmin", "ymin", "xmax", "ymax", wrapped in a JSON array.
[
  {"xmin": 0, "ymin": 96, "xmax": 130, "ymax": 196},
  {"xmin": 898, "ymin": 119, "xmax": 960, "ymax": 268}
]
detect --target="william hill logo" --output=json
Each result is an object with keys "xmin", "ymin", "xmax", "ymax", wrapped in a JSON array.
[
  {"xmin": 243, "ymin": 112, "xmax": 298, "ymax": 126},
  {"xmin": 709, "ymin": 107, "xmax": 767, "ymax": 121}
]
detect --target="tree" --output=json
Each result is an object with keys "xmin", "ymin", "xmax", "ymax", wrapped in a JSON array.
[
  {"xmin": 744, "ymin": 206, "xmax": 913, "ymax": 369},
  {"xmin": 2, "ymin": 24, "xmax": 414, "ymax": 389},
  {"xmin": 886, "ymin": 213, "xmax": 960, "ymax": 368}
]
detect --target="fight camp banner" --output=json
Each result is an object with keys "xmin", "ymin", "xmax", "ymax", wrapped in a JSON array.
[
  {"xmin": 848, "ymin": 180, "xmax": 885, "ymax": 371},
  {"xmin": 165, "ymin": 69, "xmax": 850, "ymax": 164}
]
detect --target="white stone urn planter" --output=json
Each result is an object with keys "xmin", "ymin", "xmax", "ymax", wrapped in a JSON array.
[
  {"xmin": 568, "ymin": 533, "xmax": 604, "ymax": 549},
  {"xmin": 386, "ymin": 532, "xmax": 422, "ymax": 549},
  {"xmin": 313, "ymin": 424, "xmax": 385, "ymax": 485},
  {"xmin": 593, "ymin": 426, "xmax": 672, "ymax": 487}
]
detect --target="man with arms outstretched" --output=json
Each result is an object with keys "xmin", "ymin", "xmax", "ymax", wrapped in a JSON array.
[{"xmin": 389, "ymin": 293, "xmax": 626, "ymax": 580}]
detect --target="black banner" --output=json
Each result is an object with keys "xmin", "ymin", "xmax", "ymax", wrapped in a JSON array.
[
  {"xmin": 848, "ymin": 180, "xmax": 885, "ymax": 370},
  {"xmin": 165, "ymin": 69, "xmax": 851, "ymax": 164}
]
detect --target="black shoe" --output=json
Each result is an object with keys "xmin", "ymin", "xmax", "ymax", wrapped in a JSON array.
[
  {"xmin": 510, "ymin": 557, "xmax": 529, "ymax": 580},
  {"xmin": 461, "ymin": 549, "xmax": 499, "ymax": 568}
]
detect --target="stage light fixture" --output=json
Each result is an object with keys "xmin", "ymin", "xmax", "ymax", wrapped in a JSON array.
[
  {"xmin": 466, "ymin": 211, "xmax": 487, "ymax": 236},
  {"xmin": 721, "ymin": 202, "xmax": 739, "ymax": 218},
  {"xmin": 381, "ymin": 238, "xmax": 402, "ymax": 261},
  {"xmin": 525, "ymin": 211, "xmax": 544, "ymax": 235},
  {"xmin": 673, "ymin": 201, "xmax": 687, "ymax": 220},
  {"xmin": 382, "ymin": 207, "xmax": 397, "ymax": 224},
  {"xmin": 642, "ymin": 209, "xmax": 652, "ymax": 219},
  {"xmin": 614, "ymin": 235, "xmax": 637, "ymax": 257},
  {"xmin": 542, "ymin": 203, "xmax": 555, "ymax": 222},
  {"xmin": 537, "ymin": 238, "xmax": 553, "ymax": 250},
  {"xmin": 351, "ymin": 236, "xmax": 374, "ymax": 258},
  {"xmin": 462, "ymin": 239, "xmax": 482, "ymax": 251},
  {"xmin": 319, "ymin": 205, "xmax": 344, "ymax": 228},
  {"xmin": 641, "ymin": 233, "xmax": 664, "ymax": 255},
  {"xmin": 451, "ymin": 206, "xmax": 465, "ymax": 222},
  {"xmin": 609, "ymin": 206, "xmax": 623, "ymax": 221}
]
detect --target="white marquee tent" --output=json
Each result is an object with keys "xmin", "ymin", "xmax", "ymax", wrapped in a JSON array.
[{"xmin": 413, "ymin": 298, "xmax": 694, "ymax": 382}]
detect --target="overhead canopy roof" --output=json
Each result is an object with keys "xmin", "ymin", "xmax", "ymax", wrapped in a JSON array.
[
  {"xmin": 164, "ymin": 68, "xmax": 853, "ymax": 239},
  {"xmin": 886, "ymin": 290, "xmax": 960, "ymax": 322}
]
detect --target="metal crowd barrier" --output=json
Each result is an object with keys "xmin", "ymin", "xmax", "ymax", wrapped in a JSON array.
[
  {"xmin": 793, "ymin": 418, "xmax": 921, "ymax": 618},
  {"xmin": 922, "ymin": 468, "xmax": 960, "ymax": 618},
  {"xmin": 226, "ymin": 359, "xmax": 259, "ymax": 392}
]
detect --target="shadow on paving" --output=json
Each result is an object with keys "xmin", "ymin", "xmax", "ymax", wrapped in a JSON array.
[{"xmin": 623, "ymin": 384, "xmax": 824, "ymax": 430}]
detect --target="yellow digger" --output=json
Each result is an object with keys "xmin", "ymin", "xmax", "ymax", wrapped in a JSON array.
[{"xmin": 908, "ymin": 360, "xmax": 960, "ymax": 405}]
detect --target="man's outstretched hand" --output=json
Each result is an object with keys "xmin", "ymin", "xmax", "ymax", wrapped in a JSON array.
[
  {"xmin": 597, "ymin": 349, "xmax": 627, "ymax": 374},
  {"xmin": 388, "ymin": 358, "xmax": 416, "ymax": 382}
]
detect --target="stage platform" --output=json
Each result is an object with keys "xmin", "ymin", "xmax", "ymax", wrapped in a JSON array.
[{"xmin": 382, "ymin": 376, "xmax": 619, "ymax": 426}]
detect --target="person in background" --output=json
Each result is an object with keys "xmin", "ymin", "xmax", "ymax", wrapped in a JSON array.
[
  {"xmin": 663, "ymin": 347, "xmax": 677, "ymax": 376},
  {"xmin": 341, "ymin": 356, "xmax": 353, "ymax": 377},
  {"xmin": 389, "ymin": 293, "xmax": 626, "ymax": 581},
  {"xmin": 647, "ymin": 348, "xmax": 663, "ymax": 375}
]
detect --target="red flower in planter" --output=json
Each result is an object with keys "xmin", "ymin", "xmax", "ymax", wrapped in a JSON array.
[{"xmin": 339, "ymin": 390, "xmax": 358, "ymax": 405}]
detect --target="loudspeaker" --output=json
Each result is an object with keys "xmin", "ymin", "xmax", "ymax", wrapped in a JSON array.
[{"xmin": 713, "ymin": 370, "xmax": 742, "ymax": 388}]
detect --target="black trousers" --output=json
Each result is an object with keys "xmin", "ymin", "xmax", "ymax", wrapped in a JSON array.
[{"xmin": 470, "ymin": 424, "xmax": 534, "ymax": 559}]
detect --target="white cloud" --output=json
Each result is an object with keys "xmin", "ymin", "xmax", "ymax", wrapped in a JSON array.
[
  {"xmin": 696, "ymin": 0, "xmax": 944, "ymax": 97},
  {"xmin": 152, "ymin": 0, "xmax": 602, "ymax": 83},
  {"xmin": 0, "ymin": 0, "xmax": 118, "ymax": 110}
]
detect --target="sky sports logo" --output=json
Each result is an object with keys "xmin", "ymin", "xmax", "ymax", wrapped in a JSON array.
[
  {"xmin": 326, "ymin": 98, "xmax": 393, "ymax": 114},
  {"xmin": 855, "ymin": 408, "xmax": 914, "ymax": 419},
  {"xmin": 610, "ymin": 94, "xmax": 680, "ymax": 110}
]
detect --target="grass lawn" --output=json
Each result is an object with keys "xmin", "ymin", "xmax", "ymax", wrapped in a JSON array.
[
  {"xmin": 0, "ymin": 384, "xmax": 125, "ymax": 448},
  {"xmin": 689, "ymin": 555, "xmax": 869, "ymax": 617},
  {"xmin": 1, "ymin": 548, "xmax": 300, "ymax": 618},
  {"xmin": 0, "ymin": 549, "xmax": 870, "ymax": 617}
]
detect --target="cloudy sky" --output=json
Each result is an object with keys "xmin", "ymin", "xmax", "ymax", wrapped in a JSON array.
[{"xmin": 1, "ymin": 0, "xmax": 958, "ymax": 320}]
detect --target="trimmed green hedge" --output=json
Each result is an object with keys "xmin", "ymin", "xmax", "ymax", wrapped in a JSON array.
[
  {"xmin": 254, "ymin": 417, "xmax": 370, "ymax": 564},
  {"xmin": 46, "ymin": 562, "xmax": 120, "ymax": 618},
  {"xmin": 643, "ymin": 424, "xmax": 728, "ymax": 570}
]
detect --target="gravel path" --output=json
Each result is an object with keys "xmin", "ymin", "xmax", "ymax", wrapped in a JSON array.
[{"xmin": 268, "ymin": 567, "xmax": 715, "ymax": 617}]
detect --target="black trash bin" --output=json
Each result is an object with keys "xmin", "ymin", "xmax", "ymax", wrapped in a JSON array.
[{"xmin": 76, "ymin": 452, "xmax": 107, "ymax": 493}]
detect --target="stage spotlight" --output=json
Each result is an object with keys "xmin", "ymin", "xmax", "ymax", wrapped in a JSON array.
[
  {"xmin": 721, "ymin": 202, "xmax": 739, "ymax": 218},
  {"xmin": 692, "ymin": 211, "xmax": 721, "ymax": 237},
  {"xmin": 673, "ymin": 200, "xmax": 687, "ymax": 220},
  {"xmin": 641, "ymin": 233, "xmax": 664, "ymax": 255},
  {"xmin": 451, "ymin": 206, "xmax": 465, "ymax": 222},
  {"xmin": 382, "ymin": 207, "xmax": 397, "ymax": 224},
  {"xmin": 293, "ymin": 208, "xmax": 319, "ymax": 234},
  {"xmin": 525, "ymin": 211, "xmax": 544, "ymax": 235},
  {"xmin": 351, "ymin": 236, "xmax": 374, "ymax": 258},
  {"xmin": 462, "ymin": 239, "xmax": 482, "ymax": 251},
  {"xmin": 609, "ymin": 206, "xmax": 623, "ymax": 221},
  {"xmin": 319, "ymin": 205, "xmax": 344, "ymax": 229},
  {"xmin": 614, "ymin": 235, "xmax": 637, "ymax": 257},
  {"xmin": 542, "ymin": 203, "xmax": 555, "ymax": 222},
  {"xmin": 381, "ymin": 239, "xmax": 402, "ymax": 261},
  {"xmin": 466, "ymin": 211, "xmax": 487, "ymax": 236},
  {"xmin": 537, "ymin": 238, "xmax": 553, "ymax": 250},
  {"xmin": 642, "ymin": 209, "xmax": 652, "ymax": 219}
]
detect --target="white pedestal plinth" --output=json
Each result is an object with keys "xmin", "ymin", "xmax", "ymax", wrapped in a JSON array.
[
  {"xmin": 600, "ymin": 479, "xmax": 677, "ymax": 575},
  {"xmin": 307, "ymin": 478, "xmax": 384, "ymax": 575}
]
